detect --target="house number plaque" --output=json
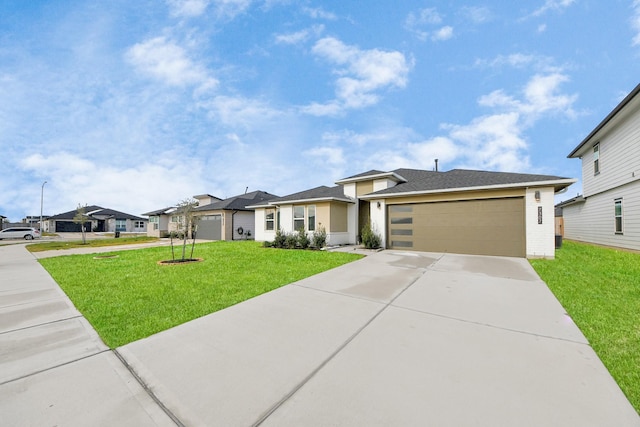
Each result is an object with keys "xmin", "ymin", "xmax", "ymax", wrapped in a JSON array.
[{"xmin": 538, "ymin": 206, "xmax": 543, "ymax": 224}]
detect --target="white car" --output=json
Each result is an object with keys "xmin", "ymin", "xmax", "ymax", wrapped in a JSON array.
[{"xmin": 0, "ymin": 227, "xmax": 41, "ymax": 240}]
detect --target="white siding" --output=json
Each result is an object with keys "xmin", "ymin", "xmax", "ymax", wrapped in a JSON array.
[
  {"xmin": 253, "ymin": 209, "xmax": 274, "ymax": 242},
  {"xmin": 373, "ymin": 179, "xmax": 397, "ymax": 192},
  {"xmin": 369, "ymin": 199, "xmax": 386, "ymax": 248},
  {"xmin": 581, "ymin": 110, "xmax": 640, "ymax": 197},
  {"xmin": 564, "ymin": 180, "xmax": 640, "ymax": 251},
  {"xmin": 525, "ymin": 187, "xmax": 556, "ymax": 258},
  {"xmin": 279, "ymin": 205, "xmax": 294, "ymax": 233}
]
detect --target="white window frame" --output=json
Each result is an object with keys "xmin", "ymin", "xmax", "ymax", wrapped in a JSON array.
[
  {"xmin": 307, "ymin": 205, "xmax": 316, "ymax": 231},
  {"xmin": 293, "ymin": 206, "xmax": 305, "ymax": 231},
  {"xmin": 265, "ymin": 208, "xmax": 275, "ymax": 231},
  {"xmin": 593, "ymin": 143, "xmax": 600, "ymax": 175},
  {"xmin": 614, "ymin": 198, "xmax": 623, "ymax": 234}
]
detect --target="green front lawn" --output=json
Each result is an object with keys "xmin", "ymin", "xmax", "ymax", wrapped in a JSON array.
[
  {"xmin": 530, "ymin": 241, "xmax": 640, "ymax": 413},
  {"xmin": 39, "ymin": 241, "xmax": 362, "ymax": 348}
]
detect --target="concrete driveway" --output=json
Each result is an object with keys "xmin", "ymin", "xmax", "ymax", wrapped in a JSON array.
[{"xmin": 1, "ymin": 244, "xmax": 638, "ymax": 426}]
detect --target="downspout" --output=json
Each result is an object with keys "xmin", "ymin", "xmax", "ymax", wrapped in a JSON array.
[{"xmin": 231, "ymin": 210, "xmax": 238, "ymax": 241}]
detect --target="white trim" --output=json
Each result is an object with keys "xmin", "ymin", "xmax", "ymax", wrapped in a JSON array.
[
  {"xmin": 335, "ymin": 171, "xmax": 406, "ymax": 185},
  {"xmin": 359, "ymin": 179, "xmax": 577, "ymax": 200}
]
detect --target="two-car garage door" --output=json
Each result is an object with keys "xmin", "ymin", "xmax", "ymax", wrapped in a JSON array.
[{"xmin": 387, "ymin": 197, "xmax": 525, "ymax": 257}]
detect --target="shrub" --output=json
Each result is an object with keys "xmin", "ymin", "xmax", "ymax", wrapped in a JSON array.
[
  {"xmin": 273, "ymin": 229, "xmax": 287, "ymax": 248},
  {"xmin": 311, "ymin": 226, "xmax": 327, "ymax": 249},
  {"xmin": 285, "ymin": 233, "xmax": 298, "ymax": 249},
  {"xmin": 263, "ymin": 241, "xmax": 273, "ymax": 248},
  {"xmin": 297, "ymin": 228, "xmax": 310, "ymax": 249},
  {"xmin": 361, "ymin": 223, "xmax": 381, "ymax": 249}
]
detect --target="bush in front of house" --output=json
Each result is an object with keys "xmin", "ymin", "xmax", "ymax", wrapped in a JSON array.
[
  {"xmin": 361, "ymin": 223, "xmax": 381, "ymax": 249},
  {"xmin": 311, "ymin": 226, "xmax": 327, "ymax": 249},
  {"xmin": 297, "ymin": 228, "xmax": 310, "ymax": 249}
]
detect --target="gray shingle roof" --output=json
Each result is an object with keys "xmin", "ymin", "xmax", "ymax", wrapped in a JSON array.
[
  {"xmin": 267, "ymin": 185, "xmax": 353, "ymax": 204},
  {"xmin": 194, "ymin": 190, "xmax": 279, "ymax": 212},
  {"xmin": 366, "ymin": 169, "xmax": 573, "ymax": 197},
  {"xmin": 50, "ymin": 206, "xmax": 145, "ymax": 221}
]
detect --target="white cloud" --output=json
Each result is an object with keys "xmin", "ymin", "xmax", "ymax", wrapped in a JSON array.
[
  {"xmin": 303, "ymin": 6, "xmax": 337, "ymax": 20},
  {"xmin": 167, "ymin": 0, "xmax": 210, "ymax": 17},
  {"xmin": 274, "ymin": 25, "xmax": 324, "ymax": 45},
  {"xmin": 126, "ymin": 36, "xmax": 218, "ymax": 90},
  {"xmin": 304, "ymin": 146, "xmax": 345, "ymax": 165},
  {"xmin": 408, "ymin": 136, "xmax": 460, "ymax": 165},
  {"xmin": 19, "ymin": 153, "xmax": 210, "ymax": 217},
  {"xmin": 303, "ymin": 37, "xmax": 412, "ymax": 115},
  {"xmin": 405, "ymin": 8, "xmax": 453, "ymax": 42},
  {"xmin": 473, "ymin": 53, "xmax": 560, "ymax": 73},
  {"xmin": 406, "ymin": 8, "xmax": 442, "ymax": 27},
  {"xmin": 432, "ymin": 26, "xmax": 454, "ymax": 41},
  {"xmin": 528, "ymin": 0, "xmax": 575, "ymax": 18},
  {"xmin": 632, "ymin": 0, "xmax": 640, "ymax": 46},
  {"xmin": 211, "ymin": 0, "xmax": 253, "ymax": 19},
  {"xmin": 205, "ymin": 95, "xmax": 282, "ymax": 127},
  {"xmin": 460, "ymin": 6, "xmax": 492, "ymax": 24},
  {"xmin": 353, "ymin": 72, "xmax": 578, "ymax": 173},
  {"xmin": 478, "ymin": 73, "xmax": 577, "ymax": 120}
]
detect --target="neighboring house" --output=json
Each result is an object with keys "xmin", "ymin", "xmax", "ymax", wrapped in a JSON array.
[
  {"xmin": 0, "ymin": 215, "xmax": 6, "ymax": 229},
  {"xmin": 252, "ymin": 168, "xmax": 575, "ymax": 258},
  {"xmin": 48, "ymin": 206, "xmax": 147, "ymax": 233},
  {"xmin": 194, "ymin": 190, "xmax": 279, "ymax": 240},
  {"xmin": 143, "ymin": 207, "xmax": 177, "ymax": 238},
  {"xmin": 144, "ymin": 195, "xmax": 224, "ymax": 238},
  {"xmin": 561, "ymin": 82, "xmax": 640, "ymax": 251},
  {"xmin": 22, "ymin": 215, "xmax": 50, "ymax": 232}
]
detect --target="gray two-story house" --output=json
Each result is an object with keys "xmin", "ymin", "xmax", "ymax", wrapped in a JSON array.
[{"xmin": 560, "ymin": 82, "xmax": 640, "ymax": 251}]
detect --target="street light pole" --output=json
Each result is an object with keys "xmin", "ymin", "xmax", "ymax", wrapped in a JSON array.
[{"xmin": 40, "ymin": 181, "xmax": 47, "ymax": 233}]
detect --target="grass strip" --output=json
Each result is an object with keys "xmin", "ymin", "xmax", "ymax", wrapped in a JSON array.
[
  {"xmin": 530, "ymin": 240, "xmax": 640, "ymax": 414},
  {"xmin": 27, "ymin": 236, "xmax": 158, "ymax": 252},
  {"xmin": 39, "ymin": 241, "xmax": 362, "ymax": 348}
]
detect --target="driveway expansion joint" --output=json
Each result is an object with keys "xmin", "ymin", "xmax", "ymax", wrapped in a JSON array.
[
  {"xmin": 393, "ymin": 305, "xmax": 591, "ymax": 346},
  {"xmin": 0, "ymin": 350, "xmax": 110, "ymax": 386},
  {"xmin": 252, "ymin": 263, "xmax": 429, "ymax": 426},
  {"xmin": 113, "ymin": 349, "xmax": 184, "ymax": 427},
  {"xmin": 0, "ymin": 314, "xmax": 84, "ymax": 335}
]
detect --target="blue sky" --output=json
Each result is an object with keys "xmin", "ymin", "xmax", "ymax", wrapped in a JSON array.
[{"xmin": 1, "ymin": 0, "xmax": 639, "ymax": 221}]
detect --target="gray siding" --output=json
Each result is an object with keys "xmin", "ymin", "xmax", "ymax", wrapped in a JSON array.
[
  {"xmin": 232, "ymin": 211, "xmax": 255, "ymax": 240},
  {"xmin": 564, "ymin": 180, "xmax": 640, "ymax": 251},
  {"xmin": 581, "ymin": 109, "xmax": 640, "ymax": 197}
]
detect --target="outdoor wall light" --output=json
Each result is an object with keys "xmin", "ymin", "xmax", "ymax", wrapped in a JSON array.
[
  {"xmin": 377, "ymin": 201, "xmax": 381, "ymax": 208},
  {"xmin": 534, "ymin": 190, "xmax": 541, "ymax": 201}
]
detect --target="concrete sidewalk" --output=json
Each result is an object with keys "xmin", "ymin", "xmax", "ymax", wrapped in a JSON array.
[
  {"xmin": 0, "ymin": 244, "xmax": 175, "ymax": 426},
  {"xmin": 1, "ymin": 244, "xmax": 639, "ymax": 426}
]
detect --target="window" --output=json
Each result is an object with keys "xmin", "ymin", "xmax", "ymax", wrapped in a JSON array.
[
  {"xmin": 265, "ymin": 209, "xmax": 275, "ymax": 231},
  {"xmin": 593, "ymin": 143, "xmax": 600, "ymax": 175},
  {"xmin": 307, "ymin": 205, "xmax": 316, "ymax": 231},
  {"xmin": 115, "ymin": 219, "xmax": 127, "ymax": 232},
  {"xmin": 149, "ymin": 216, "xmax": 159, "ymax": 223},
  {"xmin": 293, "ymin": 206, "xmax": 305, "ymax": 231},
  {"xmin": 615, "ymin": 199, "xmax": 623, "ymax": 234},
  {"xmin": 134, "ymin": 221, "xmax": 145, "ymax": 228}
]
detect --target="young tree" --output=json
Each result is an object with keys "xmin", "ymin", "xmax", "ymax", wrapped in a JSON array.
[
  {"xmin": 175, "ymin": 198, "xmax": 199, "ymax": 261},
  {"xmin": 73, "ymin": 204, "xmax": 89, "ymax": 244}
]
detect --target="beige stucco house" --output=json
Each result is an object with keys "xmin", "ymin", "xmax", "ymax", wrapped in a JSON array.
[{"xmin": 252, "ymin": 168, "xmax": 575, "ymax": 258}]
